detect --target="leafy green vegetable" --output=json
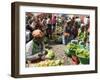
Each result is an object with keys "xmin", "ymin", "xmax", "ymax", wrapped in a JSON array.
[
  {"xmin": 76, "ymin": 48, "xmax": 89, "ymax": 58},
  {"xmin": 64, "ymin": 43, "xmax": 78, "ymax": 57},
  {"xmin": 78, "ymin": 30, "xmax": 88, "ymax": 43},
  {"xmin": 64, "ymin": 41, "xmax": 89, "ymax": 64},
  {"xmin": 45, "ymin": 49, "xmax": 55, "ymax": 59}
]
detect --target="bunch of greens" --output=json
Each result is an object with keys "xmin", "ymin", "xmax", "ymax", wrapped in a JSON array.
[
  {"xmin": 64, "ymin": 42, "xmax": 78, "ymax": 57},
  {"xmin": 78, "ymin": 29, "xmax": 88, "ymax": 43},
  {"xmin": 76, "ymin": 48, "xmax": 89, "ymax": 64},
  {"xmin": 45, "ymin": 49, "xmax": 55, "ymax": 59},
  {"xmin": 76, "ymin": 48, "xmax": 89, "ymax": 59},
  {"xmin": 64, "ymin": 41, "xmax": 89, "ymax": 64}
]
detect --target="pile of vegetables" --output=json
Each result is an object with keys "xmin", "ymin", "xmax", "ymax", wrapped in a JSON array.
[
  {"xmin": 27, "ymin": 48, "xmax": 56, "ymax": 64},
  {"xmin": 78, "ymin": 32, "xmax": 87, "ymax": 42},
  {"xmin": 77, "ymin": 28, "xmax": 89, "ymax": 43},
  {"xmin": 30, "ymin": 48, "xmax": 65, "ymax": 67},
  {"xmin": 56, "ymin": 26, "xmax": 63, "ymax": 34},
  {"xmin": 45, "ymin": 49, "xmax": 55, "ymax": 59},
  {"xmin": 51, "ymin": 26, "xmax": 63, "ymax": 44},
  {"xmin": 34, "ymin": 59, "xmax": 64, "ymax": 67},
  {"xmin": 64, "ymin": 40, "xmax": 89, "ymax": 64},
  {"xmin": 76, "ymin": 48, "xmax": 89, "ymax": 64}
]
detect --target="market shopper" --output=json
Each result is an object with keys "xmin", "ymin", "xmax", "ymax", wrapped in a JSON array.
[
  {"xmin": 71, "ymin": 20, "xmax": 78, "ymax": 39},
  {"xmin": 62, "ymin": 20, "xmax": 71, "ymax": 45},
  {"xmin": 41, "ymin": 17, "xmax": 47, "ymax": 34},
  {"xmin": 62, "ymin": 16, "xmax": 79, "ymax": 45},
  {"xmin": 46, "ymin": 16, "xmax": 52, "ymax": 39},
  {"xmin": 52, "ymin": 16, "xmax": 57, "ymax": 32}
]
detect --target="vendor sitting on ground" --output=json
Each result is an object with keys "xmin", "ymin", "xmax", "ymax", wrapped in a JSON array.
[{"xmin": 32, "ymin": 29, "xmax": 44, "ymax": 54}]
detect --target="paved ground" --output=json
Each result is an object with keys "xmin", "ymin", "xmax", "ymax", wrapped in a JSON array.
[
  {"xmin": 50, "ymin": 44, "xmax": 68, "ymax": 65},
  {"xmin": 48, "ymin": 39, "xmax": 71, "ymax": 65}
]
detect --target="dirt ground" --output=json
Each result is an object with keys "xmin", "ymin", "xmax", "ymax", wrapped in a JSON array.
[{"xmin": 50, "ymin": 43, "xmax": 71, "ymax": 65}]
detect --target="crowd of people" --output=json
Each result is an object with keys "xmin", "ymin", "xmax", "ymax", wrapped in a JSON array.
[
  {"xmin": 62, "ymin": 16, "xmax": 90, "ymax": 45},
  {"xmin": 25, "ymin": 12, "xmax": 90, "ymax": 45},
  {"xmin": 26, "ymin": 13, "xmax": 57, "ymax": 43}
]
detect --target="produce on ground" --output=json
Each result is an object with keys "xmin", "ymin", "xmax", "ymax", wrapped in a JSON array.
[
  {"xmin": 34, "ymin": 59, "xmax": 64, "ymax": 67},
  {"xmin": 64, "ymin": 40, "xmax": 89, "ymax": 64},
  {"xmin": 77, "ymin": 29, "xmax": 88, "ymax": 43},
  {"xmin": 45, "ymin": 49, "xmax": 55, "ymax": 59},
  {"xmin": 76, "ymin": 48, "xmax": 89, "ymax": 64}
]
